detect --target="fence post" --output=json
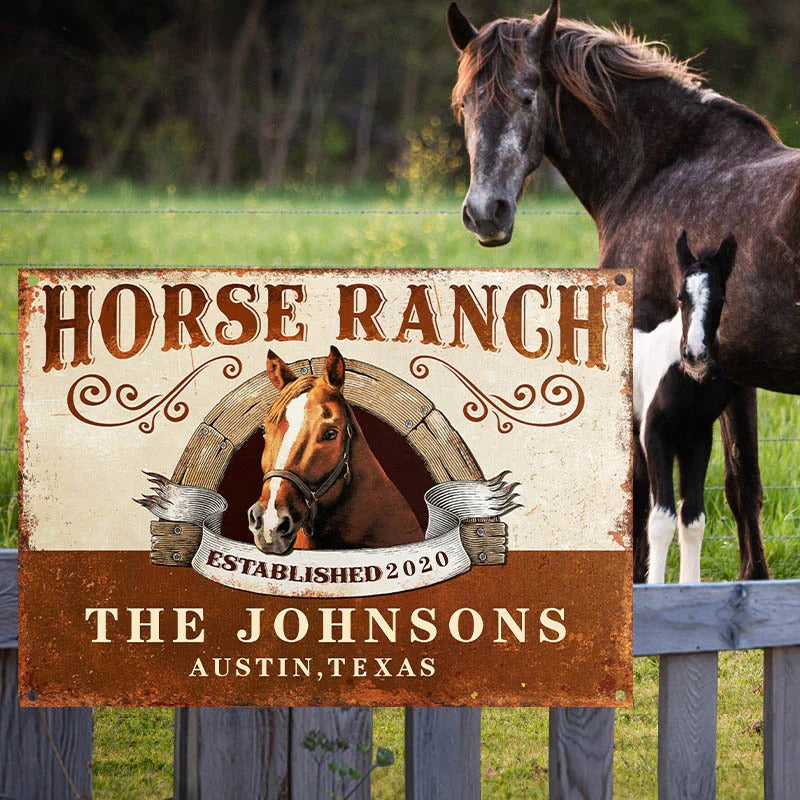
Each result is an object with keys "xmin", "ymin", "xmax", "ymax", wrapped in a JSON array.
[
  {"xmin": 658, "ymin": 652, "xmax": 718, "ymax": 800},
  {"xmin": 404, "ymin": 707, "xmax": 481, "ymax": 800},
  {"xmin": 764, "ymin": 645, "xmax": 800, "ymax": 800},
  {"xmin": 548, "ymin": 707, "xmax": 614, "ymax": 800},
  {"xmin": 0, "ymin": 550, "xmax": 93, "ymax": 800},
  {"xmin": 290, "ymin": 708, "xmax": 373, "ymax": 800},
  {"xmin": 174, "ymin": 707, "xmax": 290, "ymax": 800}
]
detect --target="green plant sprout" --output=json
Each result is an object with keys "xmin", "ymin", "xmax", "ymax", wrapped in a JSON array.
[{"xmin": 301, "ymin": 729, "xmax": 395, "ymax": 800}]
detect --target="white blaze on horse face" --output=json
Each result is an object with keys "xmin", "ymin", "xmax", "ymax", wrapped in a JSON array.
[
  {"xmin": 684, "ymin": 272, "xmax": 711, "ymax": 360},
  {"xmin": 262, "ymin": 393, "xmax": 309, "ymax": 535}
]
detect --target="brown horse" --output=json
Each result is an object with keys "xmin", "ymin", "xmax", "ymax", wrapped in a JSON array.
[
  {"xmin": 447, "ymin": 1, "xmax": 800, "ymax": 581},
  {"xmin": 247, "ymin": 346, "xmax": 424, "ymax": 554}
]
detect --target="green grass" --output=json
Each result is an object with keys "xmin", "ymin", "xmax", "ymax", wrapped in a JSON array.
[
  {"xmin": 4, "ymin": 183, "xmax": 799, "ymax": 798},
  {"xmin": 92, "ymin": 709, "xmax": 173, "ymax": 799},
  {"xmin": 1, "ymin": 181, "xmax": 597, "ymax": 270}
]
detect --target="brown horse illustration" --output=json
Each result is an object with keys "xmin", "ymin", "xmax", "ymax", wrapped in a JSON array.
[
  {"xmin": 447, "ymin": 1, "xmax": 800, "ymax": 580},
  {"xmin": 247, "ymin": 346, "xmax": 424, "ymax": 554}
]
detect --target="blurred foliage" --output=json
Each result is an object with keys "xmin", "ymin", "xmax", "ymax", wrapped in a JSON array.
[
  {"xmin": 0, "ymin": 0, "xmax": 797, "ymax": 189},
  {"xmin": 389, "ymin": 116, "xmax": 465, "ymax": 202},
  {"xmin": 7, "ymin": 148, "xmax": 88, "ymax": 204}
]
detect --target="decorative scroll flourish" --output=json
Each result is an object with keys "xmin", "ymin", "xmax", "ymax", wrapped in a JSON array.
[
  {"xmin": 409, "ymin": 355, "xmax": 584, "ymax": 433},
  {"xmin": 67, "ymin": 356, "xmax": 242, "ymax": 434}
]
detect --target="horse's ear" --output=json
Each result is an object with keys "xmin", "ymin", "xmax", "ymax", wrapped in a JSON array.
[
  {"xmin": 266, "ymin": 350, "xmax": 297, "ymax": 391},
  {"xmin": 676, "ymin": 229, "xmax": 695, "ymax": 273},
  {"xmin": 323, "ymin": 346, "xmax": 346, "ymax": 390},
  {"xmin": 528, "ymin": 0, "xmax": 559, "ymax": 53},
  {"xmin": 447, "ymin": 3, "xmax": 478, "ymax": 53},
  {"xmin": 714, "ymin": 234, "xmax": 737, "ymax": 282}
]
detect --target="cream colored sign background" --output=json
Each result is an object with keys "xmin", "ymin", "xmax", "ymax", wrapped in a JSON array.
[{"xmin": 20, "ymin": 269, "xmax": 630, "ymax": 552}]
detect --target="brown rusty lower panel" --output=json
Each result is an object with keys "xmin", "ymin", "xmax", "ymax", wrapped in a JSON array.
[{"xmin": 17, "ymin": 549, "xmax": 632, "ymax": 707}]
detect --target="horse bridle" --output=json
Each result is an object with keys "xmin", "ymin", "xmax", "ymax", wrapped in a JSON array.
[{"xmin": 261, "ymin": 421, "xmax": 353, "ymax": 539}]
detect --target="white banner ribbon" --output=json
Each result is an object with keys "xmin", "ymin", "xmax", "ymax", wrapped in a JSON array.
[{"xmin": 139, "ymin": 473, "xmax": 518, "ymax": 597}]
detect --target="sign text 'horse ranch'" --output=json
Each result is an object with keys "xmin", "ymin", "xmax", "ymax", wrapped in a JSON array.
[{"xmin": 19, "ymin": 268, "xmax": 632, "ymax": 706}]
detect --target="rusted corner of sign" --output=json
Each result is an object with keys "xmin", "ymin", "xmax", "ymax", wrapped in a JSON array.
[{"xmin": 17, "ymin": 270, "xmax": 39, "ymax": 554}]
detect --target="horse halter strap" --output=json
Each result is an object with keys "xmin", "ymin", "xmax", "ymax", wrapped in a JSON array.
[{"xmin": 262, "ymin": 422, "xmax": 353, "ymax": 538}]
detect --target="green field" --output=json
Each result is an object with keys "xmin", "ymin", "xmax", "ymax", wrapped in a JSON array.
[{"xmin": 3, "ymin": 181, "xmax": 798, "ymax": 798}]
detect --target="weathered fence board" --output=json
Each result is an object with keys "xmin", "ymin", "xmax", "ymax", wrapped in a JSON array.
[
  {"xmin": 174, "ymin": 708, "xmax": 290, "ymax": 800},
  {"xmin": 548, "ymin": 707, "xmax": 614, "ymax": 800},
  {"xmin": 0, "ymin": 650, "xmax": 93, "ymax": 800},
  {"xmin": 634, "ymin": 579, "xmax": 800, "ymax": 655},
  {"xmin": 1, "ymin": 551, "xmax": 94, "ymax": 799},
  {"xmin": 0, "ymin": 550, "xmax": 15, "ymax": 649},
  {"xmin": 764, "ymin": 645, "xmax": 800, "ymax": 800},
  {"xmin": 290, "ymin": 708, "xmax": 373, "ymax": 800},
  {"xmin": 658, "ymin": 652, "xmax": 718, "ymax": 800},
  {"xmin": 405, "ymin": 707, "xmax": 481, "ymax": 800}
]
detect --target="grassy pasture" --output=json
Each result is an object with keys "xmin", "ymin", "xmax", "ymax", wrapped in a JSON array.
[{"xmin": 3, "ymin": 184, "xmax": 798, "ymax": 798}]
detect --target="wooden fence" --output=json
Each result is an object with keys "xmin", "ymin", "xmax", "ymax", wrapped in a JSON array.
[{"xmin": 1, "ymin": 548, "xmax": 799, "ymax": 799}]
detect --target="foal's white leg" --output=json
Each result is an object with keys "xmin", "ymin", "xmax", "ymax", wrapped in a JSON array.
[
  {"xmin": 678, "ymin": 507, "xmax": 705, "ymax": 583},
  {"xmin": 647, "ymin": 505, "xmax": 677, "ymax": 584}
]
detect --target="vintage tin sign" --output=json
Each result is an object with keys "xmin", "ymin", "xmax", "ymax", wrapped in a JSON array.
[{"xmin": 19, "ymin": 268, "xmax": 632, "ymax": 706}]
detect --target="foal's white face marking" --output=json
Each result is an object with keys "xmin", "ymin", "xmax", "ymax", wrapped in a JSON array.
[
  {"xmin": 684, "ymin": 272, "xmax": 711, "ymax": 361},
  {"xmin": 261, "ymin": 393, "xmax": 308, "ymax": 534}
]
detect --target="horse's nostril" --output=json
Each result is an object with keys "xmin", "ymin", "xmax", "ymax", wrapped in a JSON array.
[
  {"xmin": 277, "ymin": 515, "xmax": 292, "ymax": 536},
  {"xmin": 462, "ymin": 203, "xmax": 476, "ymax": 230},
  {"xmin": 248, "ymin": 505, "xmax": 262, "ymax": 532},
  {"xmin": 491, "ymin": 198, "xmax": 511, "ymax": 225}
]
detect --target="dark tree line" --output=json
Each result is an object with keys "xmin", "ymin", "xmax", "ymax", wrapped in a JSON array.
[{"xmin": 1, "ymin": 0, "xmax": 797, "ymax": 188}]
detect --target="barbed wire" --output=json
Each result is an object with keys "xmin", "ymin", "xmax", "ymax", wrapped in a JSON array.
[
  {"xmin": 0, "ymin": 207, "xmax": 586, "ymax": 216},
  {"xmin": 2, "ymin": 262, "xmax": 599, "ymax": 270}
]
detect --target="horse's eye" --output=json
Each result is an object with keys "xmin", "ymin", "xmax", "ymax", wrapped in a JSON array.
[{"xmin": 321, "ymin": 428, "xmax": 338, "ymax": 441}]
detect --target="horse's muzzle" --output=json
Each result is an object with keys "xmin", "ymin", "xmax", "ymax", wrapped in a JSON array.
[
  {"xmin": 462, "ymin": 195, "xmax": 515, "ymax": 247},
  {"xmin": 247, "ymin": 500, "xmax": 298, "ymax": 555}
]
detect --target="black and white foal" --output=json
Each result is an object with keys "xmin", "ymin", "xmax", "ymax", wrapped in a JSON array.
[{"xmin": 634, "ymin": 232, "xmax": 736, "ymax": 583}]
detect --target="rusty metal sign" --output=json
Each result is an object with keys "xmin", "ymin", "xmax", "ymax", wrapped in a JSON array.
[{"xmin": 19, "ymin": 268, "xmax": 632, "ymax": 706}]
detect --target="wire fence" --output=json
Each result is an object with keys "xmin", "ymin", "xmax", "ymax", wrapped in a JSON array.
[
  {"xmin": 0, "ymin": 207, "xmax": 584, "ymax": 215},
  {"xmin": 3, "ymin": 205, "xmax": 798, "ymax": 549}
]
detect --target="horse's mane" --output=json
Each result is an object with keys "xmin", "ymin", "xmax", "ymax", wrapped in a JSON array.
[
  {"xmin": 452, "ymin": 15, "xmax": 777, "ymax": 139},
  {"xmin": 265, "ymin": 375, "xmax": 318, "ymax": 425}
]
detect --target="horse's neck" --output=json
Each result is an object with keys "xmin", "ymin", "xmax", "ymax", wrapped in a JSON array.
[
  {"xmin": 545, "ymin": 79, "xmax": 782, "ymax": 234},
  {"xmin": 315, "ymin": 424, "xmax": 422, "ymax": 546}
]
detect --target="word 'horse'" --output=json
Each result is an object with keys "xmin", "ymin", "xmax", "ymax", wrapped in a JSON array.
[
  {"xmin": 448, "ymin": 1, "xmax": 800, "ymax": 579},
  {"xmin": 634, "ymin": 233, "xmax": 735, "ymax": 583},
  {"xmin": 247, "ymin": 347, "xmax": 424, "ymax": 554}
]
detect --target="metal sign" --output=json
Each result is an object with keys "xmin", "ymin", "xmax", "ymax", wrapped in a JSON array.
[{"xmin": 19, "ymin": 268, "xmax": 632, "ymax": 706}]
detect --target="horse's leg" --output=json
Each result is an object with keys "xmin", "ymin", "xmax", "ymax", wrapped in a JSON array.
[
  {"xmin": 718, "ymin": 385, "xmax": 770, "ymax": 580},
  {"xmin": 632, "ymin": 436, "xmax": 651, "ymax": 583},
  {"xmin": 676, "ymin": 427, "xmax": 713, "ymax": 583},
  {"xmin": 643, "ymin": 426, "xmax": 676, "ymax": 584}
]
